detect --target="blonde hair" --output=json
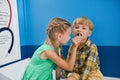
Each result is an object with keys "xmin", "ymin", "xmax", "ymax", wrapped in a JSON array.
[
  {"xmin": 73, "ymin": 16, "xmax": 94, "ymax": 31},
  {"xmin": 47, "ymin": 17, "xmax": 71, "ymax": 42}
]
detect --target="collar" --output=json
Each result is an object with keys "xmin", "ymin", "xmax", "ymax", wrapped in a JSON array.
[{"xmin": 85, "ymin": 38, "xmax": 92, "ymax": 47}]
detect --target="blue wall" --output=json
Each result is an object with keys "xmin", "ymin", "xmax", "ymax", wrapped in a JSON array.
[
  {"xmin": 21, "ymin": 0, "xmax": 120, "ymax": 46},
  {"xmin": 17, "ymin": 0, "xmax": 120, "ymax": 78}
]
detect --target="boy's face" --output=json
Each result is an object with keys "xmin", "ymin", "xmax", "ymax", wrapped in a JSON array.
[{"xmin": 73, "ymin": 24, "xmax": 91, "ymax": 39}]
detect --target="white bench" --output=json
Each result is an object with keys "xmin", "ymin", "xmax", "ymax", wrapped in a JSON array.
[
  {"xmin": 0, "ymin": 58, "xmax": 56, "ymax": 80},
  {"xmin": 0, "ymin": 58, "xmax": 119, "ymax": 80},
  {"xmin": 0, "ymin": 58, "xmax": 30, "ymax": 80},
  {"xmin": 103, "ymin": 76, "xmax": 120, "ymax": 80}
]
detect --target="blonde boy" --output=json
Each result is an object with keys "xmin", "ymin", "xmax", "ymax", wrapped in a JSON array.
[{"xmin": 62, "ymin": 16, "xmax": 103, "ymax": 80}]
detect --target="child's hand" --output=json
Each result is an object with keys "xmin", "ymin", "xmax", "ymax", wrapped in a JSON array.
[
  {"xmin": 72, "ymin": 33, "xmax": 85, "ymax": 48},
  {"xmin": 72, "ymin": 36, "xmax": 82, "ymax": 48}
]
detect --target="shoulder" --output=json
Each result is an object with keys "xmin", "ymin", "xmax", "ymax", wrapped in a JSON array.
[
  {"xmin": 86, "ymin": 39, "xmax": 98, "ymax": 50},
  {"xmin": 91, "ymin": 43, "xmax": 97, "ymax": 49},
  {"xmin": 38, "ymin": 43, "xmax": 54, "ymax": 51},
  {"xmin": 89, "ymin": 43, "xmax": 99, "ymax": 56},
  {"xmin": 33, "ymin": 43, "xmax": 55, "ymax": 56},
  {"xmin": 45, "ymin": 49, "xmax": 59, "ymax": 61}
]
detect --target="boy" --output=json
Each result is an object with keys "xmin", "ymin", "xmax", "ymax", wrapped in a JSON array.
[{"xmin": 62, "ymin": 16, "xmax": 103, "ymax": 80}]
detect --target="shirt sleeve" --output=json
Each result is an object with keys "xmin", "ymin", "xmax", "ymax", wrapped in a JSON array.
[{"xmin": 80, "ymin": 44, "xmax": 98, "ymax": 80}]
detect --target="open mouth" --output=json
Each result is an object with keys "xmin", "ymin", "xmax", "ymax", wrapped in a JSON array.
[{"xmin": 77, "ymin": 33, "xmax": 82, "ymax": 36}]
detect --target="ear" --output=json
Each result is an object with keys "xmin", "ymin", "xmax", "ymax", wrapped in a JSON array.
[
  {"xmin": 88, "ymin": 31, "xmax": 92, "ymax": 37},
  {"xmin": 55, "ymin": 32, "xmax": 62, "ymax": 40}
]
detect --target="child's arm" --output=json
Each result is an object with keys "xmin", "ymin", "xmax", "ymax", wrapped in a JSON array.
[
  {"xmin": 56, "ymin": 54, "xmax": 65, "ymax": 79},
  {"xmin": 45, "ymin": 44, "xmax": 77, "ymax": 71},
  {"xmin": 56, "ymin": 66, "xmax": 62, "ymax": 79},
  {"xmin": 45, "ymin": 36, "xmax": 82, "ymax": 71}
]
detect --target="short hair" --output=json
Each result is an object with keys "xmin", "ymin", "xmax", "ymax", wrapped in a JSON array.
[{"xmin": 73, "ymin": 16, "xmax": 94, "ymax": 31}]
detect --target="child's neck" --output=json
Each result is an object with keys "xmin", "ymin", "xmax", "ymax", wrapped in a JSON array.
[
  {"xmin": 78, "ymin": 38, "xmax": 87, "ymax": 49},
  {"xmin": 46, "ymin": 38, "xmax": 60, "ymax": 48}
]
